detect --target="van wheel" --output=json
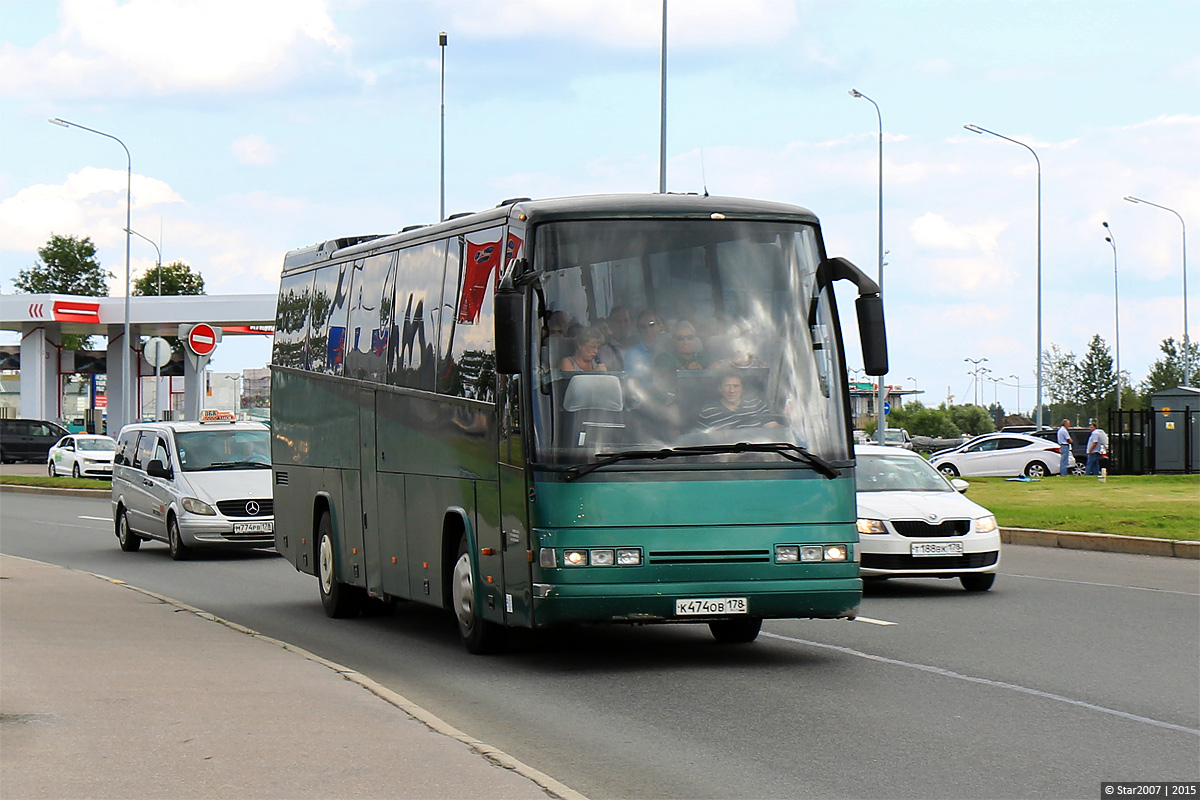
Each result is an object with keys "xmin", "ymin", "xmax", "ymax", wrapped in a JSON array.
[
  {"xmin": 709, "ymin": 617, "xmax": 763, "ymax": 644},
  {"xmin": 116, "ymin": 509, "xmax": 141, "ymax": 552},
  {"xmin": 317, "ymin": 512, "xmax": 364, "ymax": 618},
  {"xmin": 451, "ymin": 537, "xmax": 506, "ymax": 654},
  {"xmin": 168, "ymin": 516, "xmax": 190, "ymax": 561}
]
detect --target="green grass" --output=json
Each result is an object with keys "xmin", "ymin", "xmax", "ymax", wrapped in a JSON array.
[
  {"xmin": 1, "ymin": 475, "xmax": 111, "ymax": 491},
  {"xmin": 961, "ymin": 474, "xmax": 1200, "ymax": 541}
]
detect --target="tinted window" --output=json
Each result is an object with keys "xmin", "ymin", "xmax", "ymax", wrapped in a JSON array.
[
  {"xmin": 440, "ymin": 228, "xmax": 501, "ymax": 401},
  {"xmin": 135, "ymin": 433, "xmax": 156, "ymax": 471},
  {"xmin": 344, "ymin": 251, "xmax": 396, "ymax": 383},
  {"xmin": 390, "ymin": 241, "xmax": 446, "ymax": 391},
  {"xmin": 309, "ymin": 261, "xmax": 354, "ymax": 376},
  {"xmin": 116, "ymin": 431, "xmax": 139, "ymax": 466},
  {"xmin": 274, "ymin": 271, "xmax": 314, "ymax": 369}
]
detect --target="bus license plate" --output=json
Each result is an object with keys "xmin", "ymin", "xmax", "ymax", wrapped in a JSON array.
[
  {"xmin": 233, "ymin": 521, "xmax": 274, "ymax": 534},
  {"xmin": 911, "ymin": 542, "xmax": 963, "ymax": 557},
  {"xmin": 676, "ymin": 598, "xmax": 747, "ymax": 616}
]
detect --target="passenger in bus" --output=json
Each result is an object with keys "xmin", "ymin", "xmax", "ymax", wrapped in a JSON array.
[
  {"xmin": 558, "ymin": 326, "xmax": 609, "ymax": 373},
  {"xmin": 597, "ymin": 306, "xmax": 635, "ymax": 372},
  {"xmin": 546, "ymin": 310, "xmax": 569, "ymax": 338},
  {"xmin": 712, "ymin": 336, "xmax": 768, "ymax": 370},
  {"xmin": 696, "ymin": 373, "xmax": 783, "ymax": 431},
  {"xmin": 654, "ymin": 320, "xmax": 711, "ymax": 372},
  {"xmin": 623, "ymin": 310, "xmax": 663, "ymax": 376}
]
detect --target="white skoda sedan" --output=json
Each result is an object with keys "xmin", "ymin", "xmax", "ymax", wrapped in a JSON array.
[{"xmin": 854, "ymin": 445, "xmax": 1001, "ymax": 591}]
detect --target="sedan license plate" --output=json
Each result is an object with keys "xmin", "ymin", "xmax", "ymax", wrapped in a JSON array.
[
  {"xmin": 911, "ymin": 541, "xmax": 964, "ymax": 557},
  {"xmin": 675, "ymin": 598, "xmax": 747, "ymax": 616},
  {"xmin": 233, "ymin": 521, "xmax": 274, "ymax": 534}
]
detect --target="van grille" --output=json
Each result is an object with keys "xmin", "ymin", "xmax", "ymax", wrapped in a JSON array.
[{"xmin": 216, "ymin": 499, "xmax": 273, "ymax": 517}]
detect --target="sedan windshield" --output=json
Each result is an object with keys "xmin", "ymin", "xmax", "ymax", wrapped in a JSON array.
[
  {"xmin": 77, "ymin": 438, "xmax": 117, "ymax": 452},
  {"xmin": 529, "ymin": 219, "xmax": 849, "ymax": 470},
  {"xmin": 855, "ymin": 453, "xmax": 952, "ymax": 493}
]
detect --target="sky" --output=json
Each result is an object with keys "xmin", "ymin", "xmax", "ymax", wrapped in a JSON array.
[{"xmin": 1, "ymin": 0, "xmax": 1197, "ymax": 416}]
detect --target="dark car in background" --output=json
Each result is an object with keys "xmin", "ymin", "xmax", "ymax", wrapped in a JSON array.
[{"xmin": 0, "ymin": 419, "xmax": 70, "ymax": 463}]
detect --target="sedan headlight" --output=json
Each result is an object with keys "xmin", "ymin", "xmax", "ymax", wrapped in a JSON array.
[
  {"xmin": 857, "ymin": 518, "xmax": 888, "ymax": 534},
  {"xmin": 975, "ymin": 515, "xmax": 998, "ymax": 534},
  {"xmin": 181, "ymin": 497, "xmax": 216, "ymax": 516}
]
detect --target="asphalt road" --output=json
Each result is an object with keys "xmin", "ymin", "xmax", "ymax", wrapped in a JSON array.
[{"xmin": 3, "ymin": 490, "xmax": 1198, "ymax": 799}]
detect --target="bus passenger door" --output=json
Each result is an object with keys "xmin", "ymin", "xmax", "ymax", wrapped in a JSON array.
[
  {"xmin": 499, "ymin": 374, "xmax": 533, "ymax": 625},
  {"xmin": 359, "ymin": 387, "xmax": 383, "ymax": 597}
]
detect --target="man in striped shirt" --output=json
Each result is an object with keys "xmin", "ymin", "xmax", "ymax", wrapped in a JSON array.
[{"xmin": 697, "ymin": 373, "xmax": 783, "ymax": 431}]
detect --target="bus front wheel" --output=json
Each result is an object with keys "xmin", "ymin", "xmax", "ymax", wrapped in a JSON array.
[
  {"xmin": 317, "ymin": 512, "xmax": 364, "ymax": 618},
  {"xmin": 451, "ymin": 537, "xmax": 506, "ymax": 654},
  {"xmin": 709, "ymin": 617, "xmax": 762, "ymax": 644}
]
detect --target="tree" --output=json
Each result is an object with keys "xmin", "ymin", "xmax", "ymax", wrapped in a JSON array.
[
  {"xmin": 14, "ymin": 234, "xmax": 112, "ymax": 349},
  {"xmin": 1139, "ymin": 337, "xmax": 1200, "ymax": 399},
  {"xmin": 1077, "ymin": 335, "xmax": 1116, "ymax": 423},
  {"xmin": 132, "ymin": 260, "xmax": 205, "ymax": 296}
]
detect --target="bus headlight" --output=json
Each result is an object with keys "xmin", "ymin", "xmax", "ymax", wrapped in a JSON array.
[
  {"xmin": 616, "ymin": 548, "xmax": 641, "ymax": 566},
  {"xmin": 775, "ymin": 545, "xmax": 800, "ymax": 563},
  {"xmin": 539, "ymin": 548, "xmax": 558, "ymax": 568},
  {"xmin": 801, "ymin": 545, "xmax": 824, "ymax": 562},
  {"xmin": 824, "ymin": 545, "xmax": 848, "ymax": 562},
  {"xmin": 563, "ymin": 549, "xmax": 588, "ymax": 566},
  {"xmin": 590, "ymin": 549, "xmax": 615, "ymax": 566}
]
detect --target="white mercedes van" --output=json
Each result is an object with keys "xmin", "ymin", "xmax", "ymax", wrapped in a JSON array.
[{"xmin": 111, "ymin": 413, "xmax": 275, "ymax": 560}]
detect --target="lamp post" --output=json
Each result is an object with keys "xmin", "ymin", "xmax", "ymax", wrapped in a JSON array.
[
  {"xmin": 50, "ymin": 117, "xmax": 133, "ymax": 432},
  {"xmin": 851, "ymin": 89, "xmax": 887, "ymax": 442},
  {"xmin": 1102, "ymin": 221, "xmax": 1121, "ymax": 410},
  {"xmin": 659, "ymin": 0, "xmax": 668, "ymax": 193},
  {"xmin": 1124, "ymin": 196, "xmax": 1190, "ymax": 387},
  {"xmin": 964, "ymin": 124, "xmax": 1042, "ymax": 428},
  {"xmin": 964, "ymin": 357, "xmax": 988, "ymax": 407},
  {"xmin": 438, "ymin": 31, "xmax": 448, "ymax": 223},
  {"xmin": 127, "ymin": 227, "xmax": 162, "ymax": 420},
  {"xmin": 224, "ymin": 374, "xmax": 244, "ymax": 418}
]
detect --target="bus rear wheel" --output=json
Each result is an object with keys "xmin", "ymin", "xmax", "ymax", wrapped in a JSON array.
[
  {"xmin": 451, "ymin": 537, "xmax": 506, "ymax": 654},
  {"xmin": 709, "ymin": 617, "xmax": 762, "ymax": 644},
  {"xmin": 317, "ymin": 512, "xmax": 364, "ymax": 618}
]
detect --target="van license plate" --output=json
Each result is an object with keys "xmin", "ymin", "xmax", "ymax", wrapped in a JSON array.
[
  {"xmin": 234, "ymin": 521, "xmax": 274, "ymax": 534},
  {"xmin": 911, "ymin": 542, "xmax": 963, "ymax": 557},
  {"xmin": 676, "ymin": 598, "xmax": 747, "ymax": 616}
]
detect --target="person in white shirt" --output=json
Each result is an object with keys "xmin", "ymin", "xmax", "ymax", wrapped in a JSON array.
[
  {"xmin": 1057, "ymin": 419, "xmax": 1073, "ymax": 476},
  {"xmin": 1086, "ymin": 422, "xmax": 1109, "ymax": 476}
]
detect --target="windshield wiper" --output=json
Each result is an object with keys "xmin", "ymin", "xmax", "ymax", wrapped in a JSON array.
[
  {"xmin": 201, "ymin": 460, "xmax": 270, "ymax": 470},
  {"xmin": 559, "ymin": 442, "xmax": 841, "ymax": 481}
]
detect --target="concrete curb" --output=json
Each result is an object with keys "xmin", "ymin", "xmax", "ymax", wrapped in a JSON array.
[
  {"xmin": 0, "ymin": 483, "xmax": 109, "ymax": 498},
  {"xmin": 86, "ymin": 568, "xmax": 588, "ymax": 800},
  {"xmin": 1001, "ymin": 528, "xmax": 1198, "ymax": 559}
]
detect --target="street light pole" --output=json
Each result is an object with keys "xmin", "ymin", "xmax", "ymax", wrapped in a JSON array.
[
  {"xmin": 659, "ymin": 0, "xmax": 668, "ymax": 193},
  {"xmin": 127, "ymin": 226, "xmax": 163, "ymax": 420},
  {"xmin": 50, "ymin": 117, "xmax": 133, "ymax": 432},
  {"xmin": 964, "ymin": 357, "xmax": 988, "ymax": 407},
  {"xmin": 439, "ymin": 31, "xmax": 448, "ymax": 223},
  {"xmin": 1103, "ymin": 222, "xmax": 1121, "ymax": 410},
  {"xmin": 965, "ymin": 124, "xmax": 1042, "ymax": 428},
  {"xmin": 1124, "ymin": 196, "xmax": 1190, "ymax": 387},
  {"xmin": 851, "ymin": 89, "xmax": 887, "ymax": 442}
]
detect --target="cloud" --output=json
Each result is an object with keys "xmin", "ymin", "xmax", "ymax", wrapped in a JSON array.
[
  {"xmin": 449, "ymin": 0, "xmax": 799, "ymax": 49},
  {"xmin": 0, "ymin": 167, "xmax": 182, "ymax": 255},
  {"xmin": 232, "ymin": 135, "xmax": 278, "ymax": 167},
  {"xmin": 0, "ymin": 0, "xmax": 355, "ymax": 99}
]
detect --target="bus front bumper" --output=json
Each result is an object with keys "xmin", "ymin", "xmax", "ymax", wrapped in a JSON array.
[{"xmin": 530, "ymin": 577, "xmax": 861, "ymax": 627}]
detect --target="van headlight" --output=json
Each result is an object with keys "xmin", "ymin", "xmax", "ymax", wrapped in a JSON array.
[{"xmin": 182, "ymin": 497, "xmax": 216, "ymax": 516}]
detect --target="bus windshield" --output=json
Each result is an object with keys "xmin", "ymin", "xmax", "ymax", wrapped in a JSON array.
[{"xmin": 530, "ymin": 219, "xmax": 849, "ymax": 469}]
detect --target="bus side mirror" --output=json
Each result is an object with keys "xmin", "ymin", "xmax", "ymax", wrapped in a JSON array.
[
  {"xmin": 819, "ymin": 256, "xmax": 888, "ymax": 377},
  {"xmin": 856, "ymin": 292, "xmax": 888, "ymax": 376},
  {"xmin": 495, "ymin": 288, "xmax": 525, "ymax": 375}
]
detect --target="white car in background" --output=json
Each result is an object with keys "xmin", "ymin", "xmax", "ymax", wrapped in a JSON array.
[
  {"xmin": 855, "ymin": 444, "xmax": 1001, "ymax": 591},
  {"xmin": 47, "ymin": 434, "xmax": 118, "ymax": 478},
  {"xmin": 928, "ymin": 432, "xmax": 1073, "ymax": 479}
]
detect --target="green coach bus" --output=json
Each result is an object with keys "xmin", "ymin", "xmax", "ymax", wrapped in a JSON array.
[{"xmin": 270, "ymin": 193, "xmax": 887, "ymax": 653}]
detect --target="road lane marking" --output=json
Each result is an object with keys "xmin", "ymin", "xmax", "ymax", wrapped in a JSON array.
[
  {"xmin": 1003, "ymin": 572, "xmax": 1199, "ymax": 597},
  {"xmin": 854, "ymin": 616, "xmax": 898, "ymax": 626},
  {"xmin": 762, "ymin": 631, "xmax": 1200, "ymax": 737},
  {"xmin": 79, "ymin": 516, "xmax": 110, "ymax": 522}
]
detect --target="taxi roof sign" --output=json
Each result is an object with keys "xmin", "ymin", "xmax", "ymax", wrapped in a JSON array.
[{"xmin": 198, "ymin": 409, "xmax": 236, "ymax": 423}]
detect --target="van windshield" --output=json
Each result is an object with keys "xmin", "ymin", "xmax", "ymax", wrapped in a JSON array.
[{"xmin": 176, "ymin": 429, "xmax": 271, "ymax": 471}]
